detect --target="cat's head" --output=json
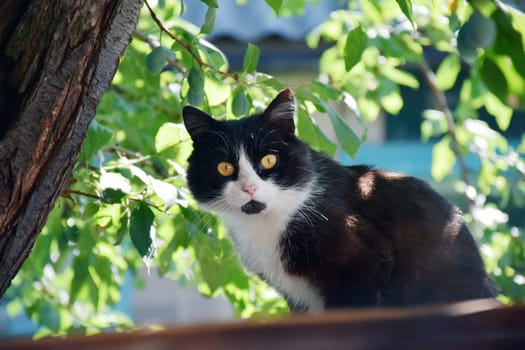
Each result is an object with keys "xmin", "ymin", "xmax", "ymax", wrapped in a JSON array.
[{"xmin": 182, "ymin": 89, "xmax": 315, "ymax": 218}]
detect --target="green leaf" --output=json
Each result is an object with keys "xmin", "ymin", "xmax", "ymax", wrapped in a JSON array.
[
  {"xmin": 395, "ymin": 0, "xmax": 414, "ymax": 25},
  {"xmin": 379, "ymin": 90, "xmax": 403, "ymax": 115},
  {"xmin": 187, "ymin": 68, "xmax": 205, "ymax": 105},
  {"xmin": 200, "ymin": 7, "xmax": 216, "ymax": 34},
  {"xmin": 146, "ymin": 47, "xmax": 167, "ymax": 75},
  {"xmin": 151, "ymin": 179, "xmax": 179, "ymax": 211},
  {"xmin": 130, "ymin": 202, "xmax": 156, "ymax": 261},
  {"xmin": 101, "ymin": 188, "xmax": 127, "ymax": 204},
  {"xmin": 431, "ymin": 137, "xmax": 456, "ymax": 181},
  {"xmin": 188, "ymin": 67, "xmax": 204, "ymax": 89},
  {"xmin": 344, "ymin": 26, "xmax": 367, "ymax": 72},
  {"xmin": 79, "ymin": 120, "xmax": 114, "ymax": 165},
  {"xmin": 6, "ymin": 299, "xmax": 24, "ymax": 316},
  {"xmin": 480, "ymin": 57, "xmax": 509, "ymax": 104},
  {"xmin": 203, "ymin": 76, "xmax": 231, "ymax": 106},
  {"xmin": 242, "ymin": 43, "xmax": 260, "ymax": 73},
  {"xmin": 317, "ymin": 98, "xmax": 361, "ymax": 157},
  {"xmin": 199, "ymin": 40, "xmax": 228, "ymax": 70},
  {"xmin": 199, "ymin": 0, "xmax": 218, "ymax": 8},
  {"xmin": 435, "ymin": 54, "xmax": 461, "ymax": 91},
  {"xmin": 377, "ymin": 79, "xmax": 403, "ymax": 114},
  {"xmin": 37, "ymin": 303, "xmax": 60, "ymax": 333},
  {"xmin": 265, "ymin": 0, "xmax": 283, "ymax": 15},
  {"xmin": 70, "ymin": 256, "xmax": 89, "ymax": 305},
  {"xmin": 485, "ymin": 92, "xmax": 513, "ymax": 131},
  {"xmin": 421, "ymin": 109, "xmax": 447, "ymax": 141},
  {"xmin": 231, "ymin": 88, "xmax": 250, "ymax": 117},
  {"xmin": 99, "ymin": 172, "xmax": 131, "ymax": 193},
  {"xmin": 115, "ymin": 208, "xmax": 129, "ymax": 245},
  {"xmin": 381, "ymin": 67, "xmax": 419, "ymax": 89},
  {"xmin": 194, "ymin": 233, "xmax": 224, "ymax": 294},
  {"xmin": 297, "ymin": 108, "xmax": 336, "ymax": 157},
  {"xmin": 155, "ymin": 122, "xmax": 187, "ymax": 153},
  {"xmin": 491, "ymin": 8, "xmax": 525, "ymax": 78}
]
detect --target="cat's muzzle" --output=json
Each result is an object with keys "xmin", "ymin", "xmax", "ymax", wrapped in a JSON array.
[{"xmin": 241, "ymin": 200, "xmax": 266, "ymax": 215}]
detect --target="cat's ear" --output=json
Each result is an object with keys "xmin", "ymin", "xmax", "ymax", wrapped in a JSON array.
[
  {"xmin": 182, "ymin": 106, "xmax": 216, "ymax": 139},
  {"xmin": 263, "ymin": 88, "xmax": 296, "ymax": 135}
]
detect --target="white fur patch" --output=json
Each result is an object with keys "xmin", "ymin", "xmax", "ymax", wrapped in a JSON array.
[{"xmin": 202, "ymin": 149, "xmax": 324, "ymax": 311}]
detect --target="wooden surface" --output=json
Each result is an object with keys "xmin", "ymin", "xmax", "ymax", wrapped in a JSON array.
[{"xmin": 2, "ymin": 299, "xmax": 525, "ymax": 350}]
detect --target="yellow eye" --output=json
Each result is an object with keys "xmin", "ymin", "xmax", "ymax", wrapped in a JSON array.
[
  {"xmin": 260, "ymin": 154, "xmax": 278, "ymax": 170},
  {"xmin": 217, "ymin": 161, "xmax": 235, "ymax": 177}
]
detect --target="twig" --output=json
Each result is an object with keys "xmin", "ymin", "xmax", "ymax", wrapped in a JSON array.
[
  {"xmin": 64, "ymin": 189, "xmax": 162, "ymax": 212},
  {"xmin": 102, "ymin": 146, "xmax": 169, "ymax": 179},
  {"xmin": 418, "ymin": 58, "xmax": 474, "ymax": 211},
  {"xmin": 143, "ymin": 0, "xmax": 234, "ymax": 79}
]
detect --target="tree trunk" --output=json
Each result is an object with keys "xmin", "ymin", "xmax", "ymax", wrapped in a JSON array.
[{"xmin": 0, "ymin": 0, "xmax": 144, "ymax": 298}]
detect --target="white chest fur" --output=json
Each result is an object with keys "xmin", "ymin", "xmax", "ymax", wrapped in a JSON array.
[
  {"xmin": 222, "ymin": 177, "xmax": 324, "ymax": 310},
  {"xmin": 224, "ymin": 211, "xmax": 325, "ymax": 311}
]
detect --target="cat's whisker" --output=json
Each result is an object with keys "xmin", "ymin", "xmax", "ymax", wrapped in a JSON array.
[{"xmin": 258, "ymin": 129, "xmax": 279, "ymax": 149}]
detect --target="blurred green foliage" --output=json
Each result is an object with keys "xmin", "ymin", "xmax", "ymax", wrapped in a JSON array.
[{"xmin": 4, "ymin": 0, "xmax": 525, "ymax": 337}]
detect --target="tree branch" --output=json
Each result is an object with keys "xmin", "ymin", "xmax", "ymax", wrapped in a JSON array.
[
  {"xmin": 132, "ymin": 30, "xmax": 185, "ymax": 73},
  {"xmin": 418, "ymin": 58, "xmax": 474, "ymax": 212},
  {"xmin": 65, "ymin": 189, "xmax": 163, "ymax": 212},
  {"xmin": 143, "ymin": 0, "xmax": 235, "ymax": 79}
]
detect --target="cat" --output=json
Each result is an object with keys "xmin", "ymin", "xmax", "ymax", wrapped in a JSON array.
[{"xmin": 182, "ymin": 88, "xmax": 496, "ymax": 311}]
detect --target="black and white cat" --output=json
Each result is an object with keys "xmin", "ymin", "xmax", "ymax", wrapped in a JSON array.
[{"xmin": 182, "ymin": 88, "xmax": 495, "ymax": 311}]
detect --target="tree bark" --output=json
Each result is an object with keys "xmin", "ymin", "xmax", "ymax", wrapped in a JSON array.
[{"xmin": 0, "ymin": 0, "xmax": 144, "ymax": 297}]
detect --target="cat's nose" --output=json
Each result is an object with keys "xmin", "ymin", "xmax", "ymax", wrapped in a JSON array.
[{"xmin": 242, "ymin": 184, "xmax": 257, "ymax": 197}]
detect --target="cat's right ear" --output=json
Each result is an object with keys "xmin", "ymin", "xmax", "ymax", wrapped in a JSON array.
[{"xmin": 182, "ymin": 106, "xmax": 216, "ymax": 139}]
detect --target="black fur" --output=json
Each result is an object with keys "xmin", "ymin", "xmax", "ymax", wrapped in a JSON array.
[{"xmin": 282, "ymin": 155, "xmax": 495, "ymax": 307}]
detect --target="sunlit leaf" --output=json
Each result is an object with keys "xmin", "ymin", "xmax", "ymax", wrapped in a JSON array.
[
  {"xmin": 377, "ymin": 78, "xmax": 403, "ymax": 114},
  {"xmin": 200, "ymin": 7, "xmax": 216, "ymax": 34},
  {"xmin": 155, "ymin": 122, "xmax": 187, "ymax": 153},
  {"xmin": 316, "ymin": 98, "xmax": 361, "ymax": 157},
  {"xmin": 485, "ymin": 92, "xmax": 513, "ymax": 131},
  {"xmin": 243, "ymin": 43, "xmax": 260, "ymax": 73},
  {"xmin": 6, "ymin": 299, "xmax": 23, "ymax": 317},
  {"xmin": 151, "ymin": 179, "xmax": 179, "ymax": 211},
  {"xmin": 265, "ymin": 0, "xmax": 283, "ymax": 15},
  {"xmin": 395, "ymin": 0, "xmax": 414, "ymax": 25},
  {"xmin": 204, "ymin": 76, "xmax": 231, "ymax": 106},
  {"xmin": 297, "ymin": 108, "xmax": 336, "ymax": 157},
  {"xmin": 200, "ymin": 0, "xmax": 218, "ymax": 8},
  {"xmin": 99, "ymin": 172, "xmax": 131, "ymax": 193},
  {"xmin": 381, "ymin": 67, "xmax": 419, "ymax": 89},
  {"xmin": 431, "ymin": 137, "xmax": 455, "ymax": 181},
  {"xmin": 435, "ymin": 54, "xmax": 461, "ymax": 91},
  {"xmin": 344, "ymin": 26, "xmax": 367, "ymax": 72},
  {"xmin": 199, "ymin": 40, "xmax": 228, "ymax": 70}
]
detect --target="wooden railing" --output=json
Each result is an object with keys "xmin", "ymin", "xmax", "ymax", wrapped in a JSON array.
[{"xmin": 2, "ymin": 299, "xmax": 524, "ymax": 350}]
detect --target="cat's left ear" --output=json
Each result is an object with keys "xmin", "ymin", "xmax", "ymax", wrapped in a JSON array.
[
  {"xmin": 182, "ymin": 106, "xmax": 217, "ymax": 139},
  {"xmin": 263, "ymin": 88, "xmax": 296, "ymax": 136}
]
